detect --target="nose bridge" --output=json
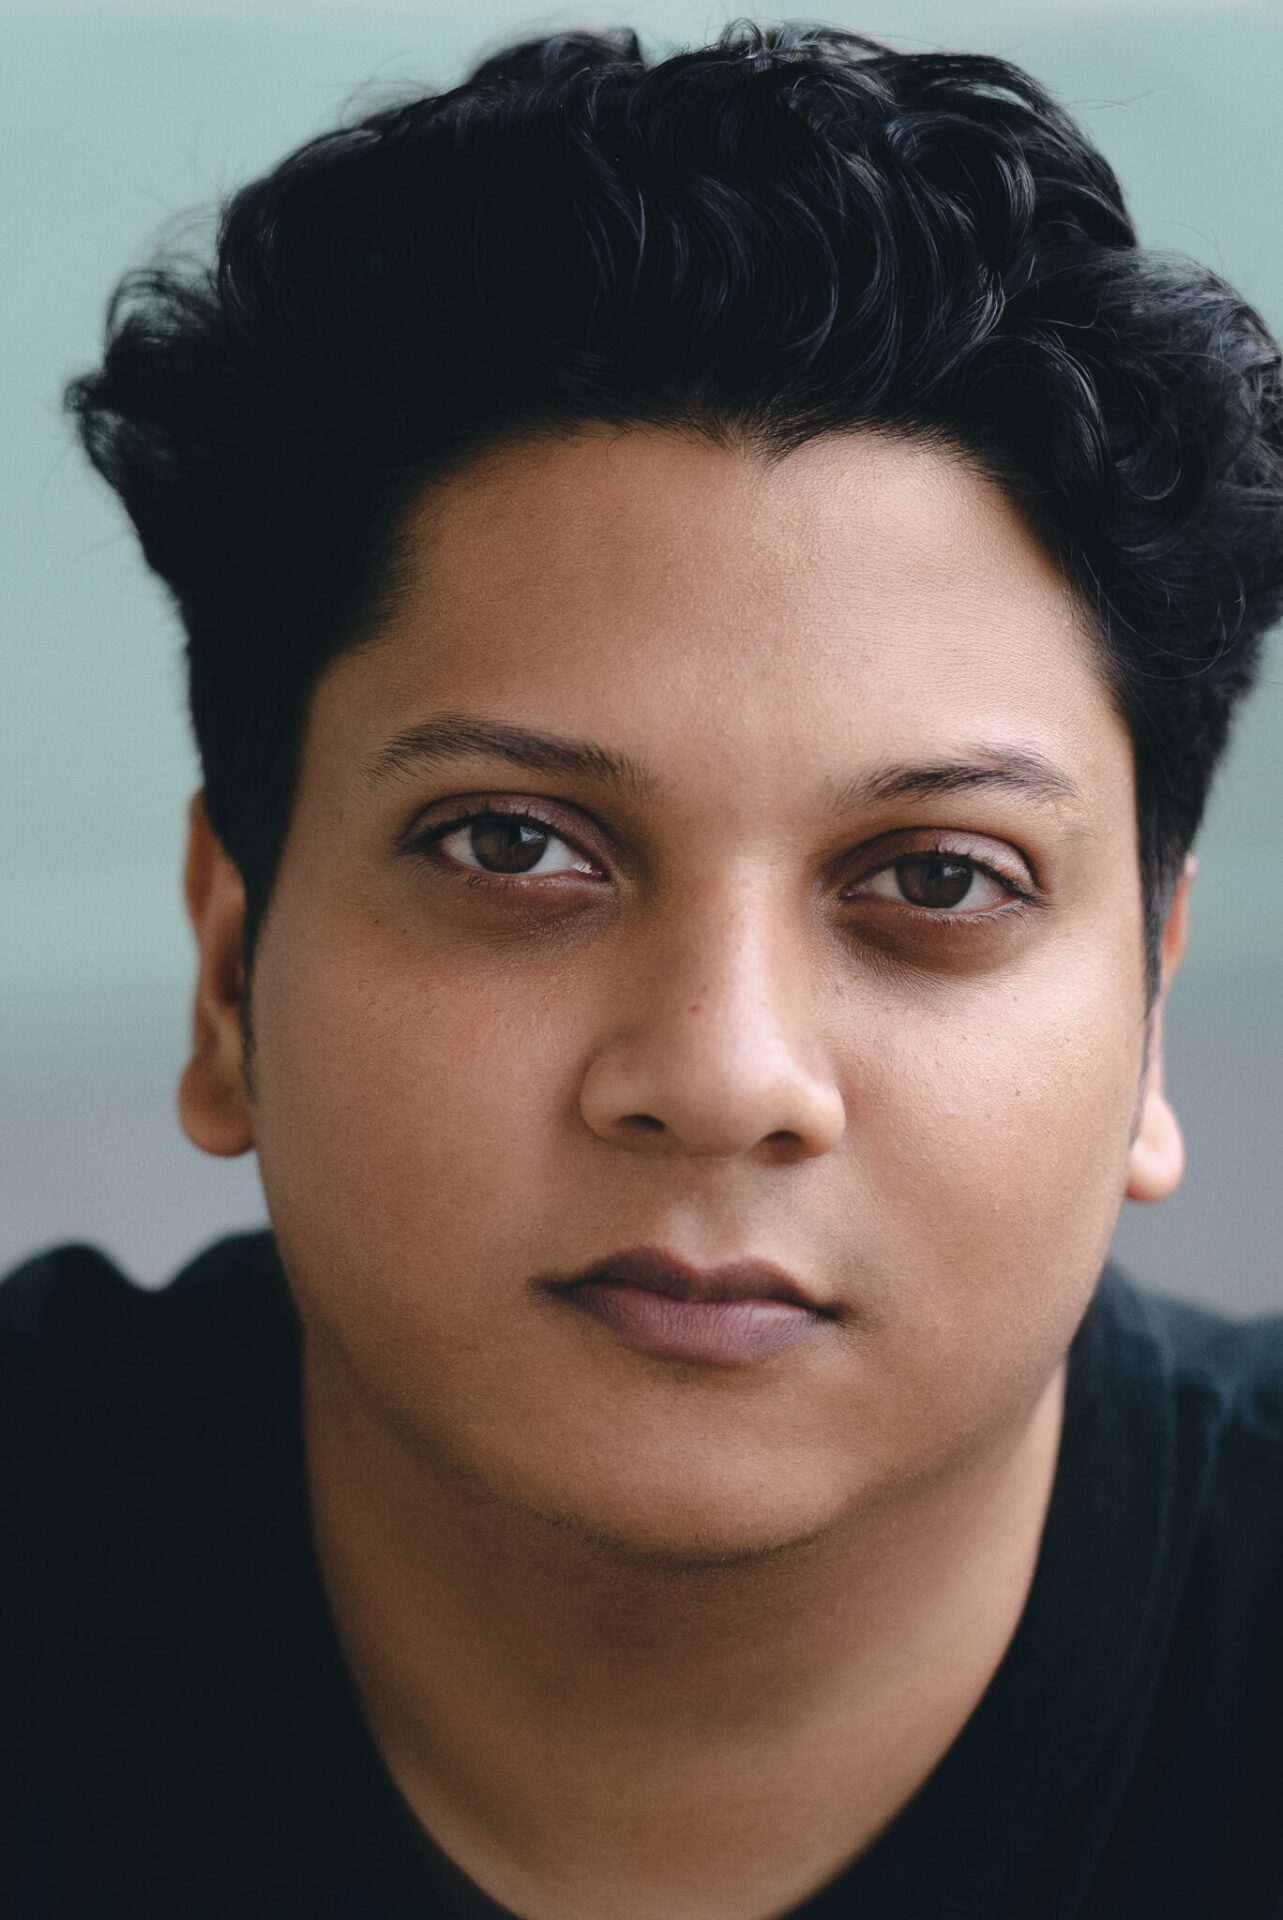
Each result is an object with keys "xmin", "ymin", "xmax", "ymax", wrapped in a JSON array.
[
  {"xmin": 579, "ymin": 864, "xmax": 846, "ymax": 1160},
  {"xmin": 658, "ymin": 871, "xmax": 804, "ymax": 1047}
]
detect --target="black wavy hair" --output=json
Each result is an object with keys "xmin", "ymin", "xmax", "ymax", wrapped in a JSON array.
[{"xmin": 67, "ymin": 21, "xmax": 1283, "ymax": 997}]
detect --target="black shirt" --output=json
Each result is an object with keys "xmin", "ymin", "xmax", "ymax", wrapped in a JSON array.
[{"xmin": 3, "ymin": 1230, "xmax": 1283, "ymax": 1918}]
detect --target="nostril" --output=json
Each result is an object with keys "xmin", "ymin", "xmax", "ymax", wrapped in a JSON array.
[{"xmin": 623, "ymin": 1113, "xmax": 665, "ymax": 1133}]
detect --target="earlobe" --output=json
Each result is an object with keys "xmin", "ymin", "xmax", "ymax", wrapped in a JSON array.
[
  {"xmin": 1126, "ymin": 1081, "xmax": 1185, "ymax": 1203},
  {"xmin": 177, "ymin": 792, "xmax": 255, "ymax": 1157},
  {"xmin": 1124, "ymin": 856, "xmax": 1194, "ymax": 1205}
]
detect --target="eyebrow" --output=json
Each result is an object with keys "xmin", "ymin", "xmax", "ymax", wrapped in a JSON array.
[
  {"xmin": 364, "ymin": 713, "xmax": 658, "ymax": 800},
  {"xmin": 362, "ymin": 713, "xmax": 1088, "ymax": 817},
  {"xmin": 838, "ymin": 748, "xmax": 1087, "ymax": 814}
]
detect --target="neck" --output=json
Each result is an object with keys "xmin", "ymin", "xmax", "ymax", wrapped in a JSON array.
[{"xmin": 303, "ymin": 1346, "xmax": 1065, "ymax": 1920}]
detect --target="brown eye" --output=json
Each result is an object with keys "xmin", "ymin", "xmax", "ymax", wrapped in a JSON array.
[
  {"xmin": 859, "ymin": 853, "xmax": 1012, "ymax": 913},
  {"xmin": 466, "ymin": 815, "xmax": 553, "ymax": 874},
  {"xmin": 896, "ymin": 855, "xmax": 976, "ymax": 909},
  {"xmin": 422, "ymin": 809, "xmax": 600, "ymax": 880}
]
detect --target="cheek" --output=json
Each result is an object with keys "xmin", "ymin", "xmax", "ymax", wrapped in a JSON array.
[
  {"xmin": 848, "ymin": 949, "xmax": 1143, "ymax": 1397},
  {"xmin": 250, "ymin": 921, "xmax": 583, "ymax": 1292}
]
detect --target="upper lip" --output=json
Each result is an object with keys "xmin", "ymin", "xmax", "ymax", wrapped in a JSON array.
[{"xmin": 547, "ymin": 1244, "xmax": 833, "ymax": 1313}]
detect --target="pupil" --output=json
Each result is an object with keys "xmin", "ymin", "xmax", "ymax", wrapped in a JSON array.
[
  {"xmin": 470, "ymin": 816, "xmax": 549, "ymax": 873},
  {"xmin": 898, "ymin": 856, "xmax": 973, "ymax": 909}
]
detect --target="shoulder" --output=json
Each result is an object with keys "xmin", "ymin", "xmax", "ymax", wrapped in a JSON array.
[
  {"xmin": 0, "ymin": 1229, "xmax": 297, "ymax": 1500},
  {"xmin": 0, "ymin": 1221, "xmax": 290, "ymax": 1349},
  {"xmin": 1093, "ymin": 1269, "xmax": 1283, "ymax": 1610},
  {"xmin": 0, "ymin": 1234, "xmax": 303, "ymax": 1903},
  {"xmin": 0, "ymin": 1227, "xmax": 290, "ymax": 1357},
  {"xmin": 1113, "ymin": 1272, "xmax": 1283, "ymax": 1462},
  {"xmin": 0, "ymin": 1226, "xmax": 299, "ymax": 1655},
  {"xmin": 0, "ymin": 1238, "xmax": 153, "ymax": 1348}
]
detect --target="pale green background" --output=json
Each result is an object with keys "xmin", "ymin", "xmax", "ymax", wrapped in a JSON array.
[{"xmin": 3, "ymin": 0, "xmax": 1280, "ymax": 1305}]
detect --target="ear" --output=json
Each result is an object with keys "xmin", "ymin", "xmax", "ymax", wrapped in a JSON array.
[
  {"xmin": 1125, "ymin": 856, "xmax": 1194, "ymax": 1204},
  {"xmin": 178, "ymin": 792, "xmax": 255, "ymax": 1157}
]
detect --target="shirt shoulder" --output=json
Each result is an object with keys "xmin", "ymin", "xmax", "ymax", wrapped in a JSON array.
[
  {"xmin": 0, "ymin": 1229, "xmax": 296, "ymax": 1506},
  {"xmin": 0, "ymin": 1227, "xmax": 290, "ymax": 1358},
  {"xmin": 1117, "ymin": 1273, "xmax": 1283, "ymax": 1462},
  {"xmin": 0, "ymin": 1238, "xmax": 152, "ymax": 1349},
  {"xmin": 1095, "ymin": 1267, "xmax": 1283, "ymax": 1648},
  {"xmin": 0, "ymin": 1234, "xmax": 310, "ymax": 1910}
]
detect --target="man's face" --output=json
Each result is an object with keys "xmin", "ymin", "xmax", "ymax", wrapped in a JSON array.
[{"xmin": 228, "ymin": 427, "xmax": 1167, "ymax": 1561}]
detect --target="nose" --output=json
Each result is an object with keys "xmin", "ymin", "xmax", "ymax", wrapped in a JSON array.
[{"xmin": 578, "ymin": 881, "xmax": 847, "ymax": 1162}]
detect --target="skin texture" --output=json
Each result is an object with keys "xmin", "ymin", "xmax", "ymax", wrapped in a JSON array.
[{"xmin": 181, "ymin": 426, "xmax": 1188, "ymax": 1919}]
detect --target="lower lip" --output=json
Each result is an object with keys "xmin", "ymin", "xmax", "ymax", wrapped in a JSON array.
[{"xmin": 562, "ymin": 1282, "xmax": 828, "ymax": 1364}]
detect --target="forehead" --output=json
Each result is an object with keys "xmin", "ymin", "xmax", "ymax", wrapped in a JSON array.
[{"xmin": 309, "ymin": 425, "xmax": 1126, "ymax": 812}]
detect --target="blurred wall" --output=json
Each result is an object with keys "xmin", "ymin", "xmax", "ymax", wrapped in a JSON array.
[{"xmin": 2, "ymin": 0, "xmax": 1280, "ymax": 1308}]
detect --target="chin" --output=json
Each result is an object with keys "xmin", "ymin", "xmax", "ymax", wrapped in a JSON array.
[{"xmin": 511, "ymin": 1463, "xmax": 845, "ymax": 1572}]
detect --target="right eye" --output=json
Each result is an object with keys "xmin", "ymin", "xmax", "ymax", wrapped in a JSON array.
[{"xmin": 410, "ymin": 807, "xmax": 602, "ymax": 881}]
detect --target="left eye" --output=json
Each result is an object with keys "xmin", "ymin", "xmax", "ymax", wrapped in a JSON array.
[
  {"xmin": 858, "ymin": 854, "xmax": 1011, "ymax": 913},
  {"xmin": 430, "ymin": 811, "xmax": 598, "ymax": 878}
]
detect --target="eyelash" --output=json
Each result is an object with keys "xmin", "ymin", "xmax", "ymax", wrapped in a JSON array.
[{"xmin": 402, "ymin": 802, "xmax": 1036, "ymax": 922}]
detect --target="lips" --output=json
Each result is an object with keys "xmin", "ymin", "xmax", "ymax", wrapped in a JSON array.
[{"xmin": 544, "ymin": 1243, "xmax": 835, "ymax": 1365}]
